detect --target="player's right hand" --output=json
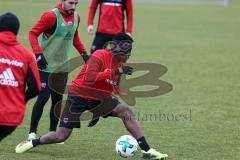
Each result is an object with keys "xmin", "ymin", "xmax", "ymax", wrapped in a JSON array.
[
  {"xmin": 115, "ymin": 66, "xmax": 133, "ymax": 75},
  {"xmin": 126, "ymin": 32, "xmax": 132, "ymax": 37},
  {"xmin": 87, "ymin": 25, "xmax": 94, "ymax": 34},
  {"xmin": 35, "ymin": 53, "xmax": 48, "ymax": 70},
  {"xmin": 81, "ymin": 54, "xmax": 91, "ymax": 63}
]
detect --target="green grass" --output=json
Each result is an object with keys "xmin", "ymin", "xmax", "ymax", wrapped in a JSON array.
[{"xmin": 1, "ymin": 0, "xmax": 240, "ymax": 160}]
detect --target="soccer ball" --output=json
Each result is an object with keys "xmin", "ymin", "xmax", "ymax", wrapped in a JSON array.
[{"xmin": 115, "ymin": 135, "xmax": 138, "ymax": 158}]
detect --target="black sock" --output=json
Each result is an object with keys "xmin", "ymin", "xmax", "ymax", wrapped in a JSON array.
[
  {"xmin": 137, "ymin": 136, "xmax": 150, "ymax": 152},
  {"xmin": 32, "ymin": 138, "xmax": 41, "ymax": 147}
]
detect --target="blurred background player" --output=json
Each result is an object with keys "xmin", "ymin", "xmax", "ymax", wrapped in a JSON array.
[
  {"xmin": 15, "ymin": 33, "xmax": 168, "ymax": 160},
  {"xmin": 0, "ymin": 12, "xmax": 41, "ymax": 141},
  {"xmin": 87, "ymin": 0, "xmax": 133, "ymax": 53},
  {"xmin": 27, "ymin": 0, "xmax": 89, "ymax": 141}
]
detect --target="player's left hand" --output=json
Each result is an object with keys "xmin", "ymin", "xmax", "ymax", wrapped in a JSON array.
[
  {"xmin": 116, "ymin": 66, "xmax": 133, "ymax": 75},
  {"xmin": 87, "ymin": 25, "xmax": 94, "ymax": 34}
]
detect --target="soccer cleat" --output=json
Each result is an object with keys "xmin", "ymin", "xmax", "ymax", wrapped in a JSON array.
[
  {"xmin": 142, "ymin": 148, "xmax": 168, "ymax": 160},
  {"xmin": 15, "ymin": 140, "xmax": 33, "ymax": 153},
  {"xmin": 27, "ymin": 132, "xmax": 37, "ymax": 141},
  {"xmin": 88, "ymin": 118, "xmax": 100, "ymax": 127},
  {"xmin": 56, "ymin": 142, "xmax": 65, "ymax": 144}
]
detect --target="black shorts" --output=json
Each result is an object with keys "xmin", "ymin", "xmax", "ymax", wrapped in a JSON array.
[
  {"xmin": 40, "ymin": 71, "xmax": 68, "ymax": 96},
  {"xmin": 59, "ymin": 95, "xmax": 120, "ymax": 129},
  {"xmin": 0, "ymin": 125, "xmax": 17, "ymax": 141},
  {"xmin": 90, "ymin": 32, "xmax": 114, "ymax": 54}
]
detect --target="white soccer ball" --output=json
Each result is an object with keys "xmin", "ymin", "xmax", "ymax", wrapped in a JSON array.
[{"xmin": 115, "ymin": 135, "xmax": 138, "ymax": 158}]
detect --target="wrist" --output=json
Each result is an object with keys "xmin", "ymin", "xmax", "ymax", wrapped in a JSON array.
[
  {"xmin": 80, "ymin": 51, "xmax": 88, "ymax": 55},
  {"xmin": 116, "ymin": 67, "xmax": 123, "ymax": 74},
  {"xmin": 126, "ymin": 32, "xmax": 132, "ymax": 36},
  {"xmin": 35, "ymin": 52, "xmax": 43, "ymax": 55}
]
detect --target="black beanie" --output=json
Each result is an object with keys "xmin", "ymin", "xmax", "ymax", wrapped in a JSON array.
[
  {"xmin": 113, "ymin": 32, "xmax": 134, "ymax": 43},
  {"xmin": 0, "ymin": 12, "xmax": 20, "ymax": 35}
]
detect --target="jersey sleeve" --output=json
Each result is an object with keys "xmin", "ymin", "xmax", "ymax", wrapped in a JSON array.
[
  {"xmin": 29, "ymin": 11, "xmax": 56, "ymax": 54},
  {"xmin": 87, "ymin": 0, "xmax": 99, "ymax": 26},
  {"xmin": 126, "ymin": 0, "xmax": 133, "ymax": 34},
  {"xmin": 73, "ymin": 14, "xmax": 87, "ymax": 54},
  {"xmin": 83, "ymin": 55, "xmax": 115, "ymax": 85}
]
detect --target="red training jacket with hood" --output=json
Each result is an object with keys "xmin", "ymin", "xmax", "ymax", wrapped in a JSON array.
[{"xmin": 0, "ymin": 31, "xmax": 41, "ymax": 126}]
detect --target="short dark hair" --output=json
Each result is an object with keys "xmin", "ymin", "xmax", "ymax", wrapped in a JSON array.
[{"xmin": 113, "ymin": 33, "xmax": 134, "ymax": 43}]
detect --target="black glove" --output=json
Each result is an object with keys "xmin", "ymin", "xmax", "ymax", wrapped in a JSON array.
[
  {"xmin": 88, "ymin": 118, "xmax": 100, "ymax": 127},
  {"xmin": 35, "ymin": 54, "xmax": 48, "ymax": 70},
  {"xmin": 81, "ymin": 53, "xmax": 90, "ymax": 63},
  {"xmin": 115, "ymin": 66, "xmax": 133, "ymax": 75}
]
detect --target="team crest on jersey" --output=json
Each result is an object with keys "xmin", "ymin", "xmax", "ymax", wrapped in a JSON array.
[{"xmin": 64, "ymin": 32, "xmax": 73, "ymax": 40}]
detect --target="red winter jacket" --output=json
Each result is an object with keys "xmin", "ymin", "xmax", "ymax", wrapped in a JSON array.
[{"xmin": 0, "ymin": 32, "xmax": 41, "ymax": 126}]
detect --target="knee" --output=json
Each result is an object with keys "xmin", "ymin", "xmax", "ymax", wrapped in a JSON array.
[
  {"xmin": 33, "ymin": 94, "xmax": 50, "ymax": 109},
  {"xmin": 118, "ymin": 106, "xmax": 134, "ymax": 121},
  {"xmin": 38, "ymin": 93, "xmax": 50, "ymax": 102},
  {"xmin": 59, "ymin": 132, "xmax": 70, "ymax": 142},
  {"xmin": 51, "ymin": 93, "xmax": 63, "ymax": 105}
]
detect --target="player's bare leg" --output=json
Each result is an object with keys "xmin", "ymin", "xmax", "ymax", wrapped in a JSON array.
[
  {"xmin": 39, "ymin": 127, "xmax": 72, "ymax": 144},
  {"xmin": 15, "ymin": 127, "xmax": 72, "ymax": 153},
  {"xmin": 111, "ymin": 104, "xmax": 168, "ymax": 159},
  {"xmin": 111, "ymin": 104, "xmax": 143, "ymax": 139}
]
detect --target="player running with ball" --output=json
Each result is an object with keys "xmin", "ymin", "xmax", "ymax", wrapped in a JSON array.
[{"xmin": 15, "ymin": 33, "xmax": 168, "ymax": 160}]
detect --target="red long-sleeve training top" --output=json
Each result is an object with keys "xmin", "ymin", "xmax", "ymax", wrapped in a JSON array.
[
  {"xmin": 29, "ymin": 4, "xmax": 86, "ymax": 55},
  {"xmin": 69, "ymin": 49, "xmax": 124, "ymax": 100},
  {"xmin": 88, "ymin": 0, "xmax": 133, "ymax": 35}
]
